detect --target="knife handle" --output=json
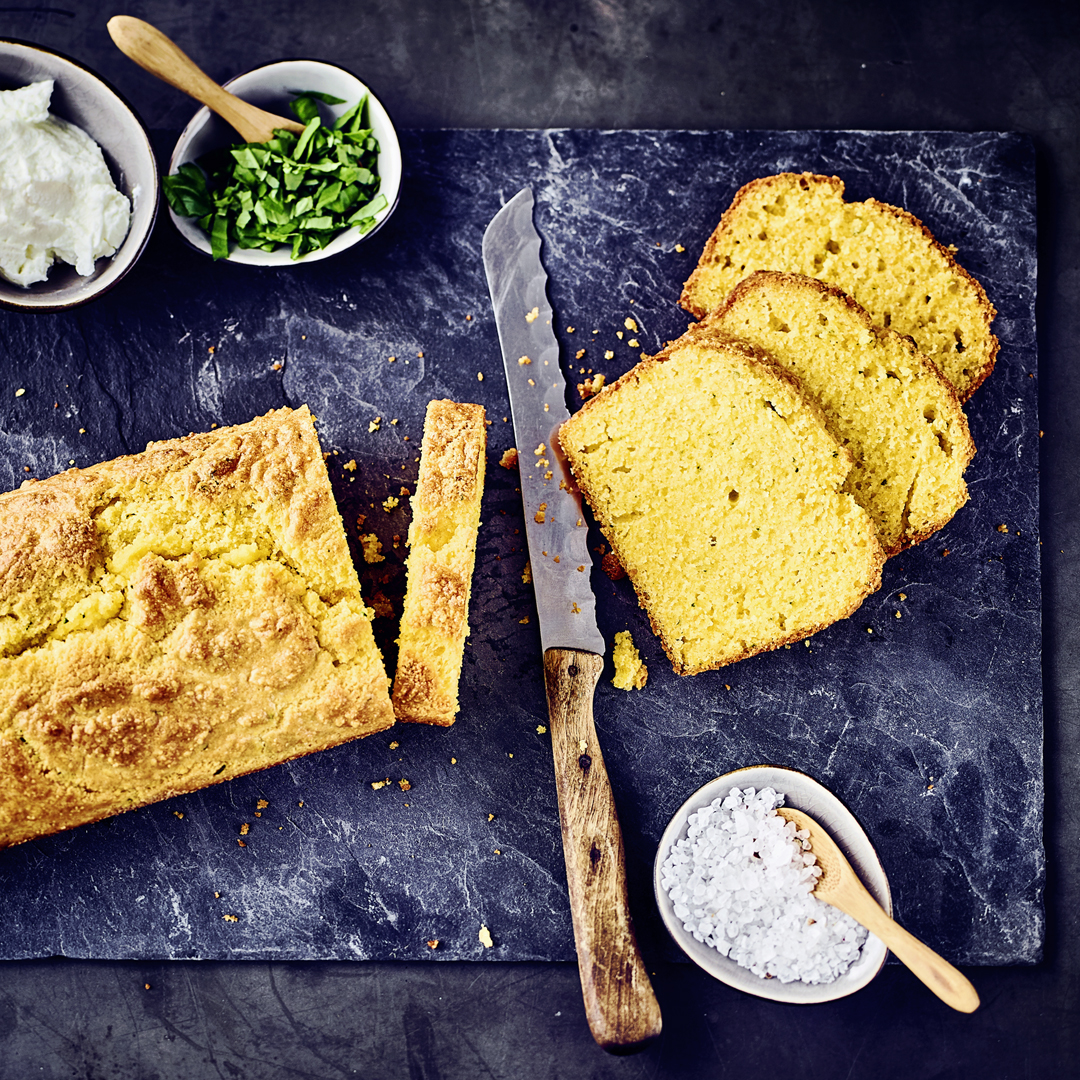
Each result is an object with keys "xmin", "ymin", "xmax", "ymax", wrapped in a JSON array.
[{"xmin": 543, "ymin": 648, "xmax": 662, "ymax": 1054}]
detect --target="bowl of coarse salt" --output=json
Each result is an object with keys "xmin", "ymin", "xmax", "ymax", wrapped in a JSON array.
[{"xmin": 654, "ymin": 765, "xmax": 891, "ymax": 1004}]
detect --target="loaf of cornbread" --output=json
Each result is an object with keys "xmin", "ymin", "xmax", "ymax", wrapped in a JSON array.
[
  {"xmin": 392, "ymin": 400, "xmax": 486, "ymax": 725},
  {"xmin": 681, "ymin": 172, "xmax": 998, "ymax": 401},
  {"xmin": 706, "ymin": 271, "xmax": 976, "ymax": 556},
  {"xmin": 0, "ymin": 406, "xmax": 395, "ymax": 849},
  {"xmin": 559, "ymin": 327, "xmax": 885, "ymax": 675}
]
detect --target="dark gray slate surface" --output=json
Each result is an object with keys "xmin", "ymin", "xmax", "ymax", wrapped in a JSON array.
[{"xmin": 0, "ymin": 128, "xmax": 1039, "ymax": 965}]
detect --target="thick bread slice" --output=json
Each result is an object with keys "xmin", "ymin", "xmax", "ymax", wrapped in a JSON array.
[
  {"xmin": 706, "ymin": 271, "xmax": 976, "ymax": 556},
  {"xmin": 680, "ymin": 172, "xmax": 998, "ymax": 401},
  {"xmin": 559, "ymin": 328, "xmax": 885, "ymax": 675},
  {"xmin": 392, "ymin": 400, "xmax": 486, "ymax": 725},
  {"xmin": 0, "ymin": 406, "xmax": 394, "ymax": 849}
]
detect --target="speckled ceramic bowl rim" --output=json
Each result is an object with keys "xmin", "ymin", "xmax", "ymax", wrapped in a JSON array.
[
  {"xmin": 0, "ymin": 38, "xmax": 159, "ymax": 312},
  {"xmin": 654, "ymin": 764, "xmax": 892, "ymax": 1004},
  {"xmin": 166, "ymin": 58, "xmax": 402, "ymax": 265}
]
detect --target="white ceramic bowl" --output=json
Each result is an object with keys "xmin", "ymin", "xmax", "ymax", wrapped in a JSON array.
[
  {"xmin": 0, "ymin": 39, "xmax": 159, "ymax": 312},
  {"xmin": 654, "ymin": 764, "xmax": 892, "ymax": 1004},
  {"xmin": 167, "ymin": 59, "xmax": 401, "ymax": 265}
]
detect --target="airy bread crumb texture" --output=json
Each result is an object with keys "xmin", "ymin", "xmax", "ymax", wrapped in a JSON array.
[
  {"xmin": 680, "ymin": 172, "xmax": 998, "ymax": 401},
  {"xmin": 559, "ymin": 328, "xmax": 885, "ymax": 675},
  {"xmin": 706, "ymin": 271, "xmax": 976, "ymax": 556},
  {"xmin": 392, "ymin": 399, "xmax": 487, "ymax": 725},
  {"xmin": 0, "ymin": 406, "xmax": 394, "ymax": 849}
]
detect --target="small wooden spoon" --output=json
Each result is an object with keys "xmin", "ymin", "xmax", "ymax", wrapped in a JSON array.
[
  {"xmin": 107, "ymin": 16, "xmax": 305, "ymax": 143},
  {"xmin": 776, "ymin": 806, "xmax": 980, "ymax": 1013}
]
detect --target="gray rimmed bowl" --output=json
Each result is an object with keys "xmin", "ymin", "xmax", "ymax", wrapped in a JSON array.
[
  {"xmin": 654, "ymin": 764, "xmax": 892, "ymax": 1004},
  {"xmin": 0, "ymin": 39, "xmax": 159, "ymax": 312},
  {"xmin": 166, "ymin": 59, "xmax": 401, "ymax": 266}
]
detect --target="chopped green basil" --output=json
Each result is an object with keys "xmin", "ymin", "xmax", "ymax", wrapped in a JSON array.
[{"xmin": 162, "ymin": 91, "xmax": 387, "ymax": 260}]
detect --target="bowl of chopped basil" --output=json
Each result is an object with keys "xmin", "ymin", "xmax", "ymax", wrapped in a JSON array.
[{"xmin": 164, "ymin": 59, "xmax": 401, "ymax": 264}]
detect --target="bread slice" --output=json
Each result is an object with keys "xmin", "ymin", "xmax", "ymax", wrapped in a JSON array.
[
  {"xmin": 680, "ymin": 172, "xmax": 998, "ymax": 401},
  {"xmin": 706, "ymin": 271, "xmax": 975, "ymax": 556},
  {"xmin": 559, "ymin": 327, "xmax": 885, "ymax": 675},
  {"xmin": 392, "ymin": 400, "xmax": 486, "ymax": 725},
  {"xmin": 0, "ymin": 406, "xmax": 394, "ymax": 849}
]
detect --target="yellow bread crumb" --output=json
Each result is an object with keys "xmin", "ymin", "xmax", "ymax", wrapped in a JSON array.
[{"xmin": 612, "ymin": 630, "xmax": 648, "ymax": 690}]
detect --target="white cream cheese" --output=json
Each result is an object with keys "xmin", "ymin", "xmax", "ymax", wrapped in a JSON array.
[{"xmin": 0, "ymin": 80, "xmax": 131, "ymax": 286}]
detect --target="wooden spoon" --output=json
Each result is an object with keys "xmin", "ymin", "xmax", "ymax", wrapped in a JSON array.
[
  {"xmin": 107, "ymin": 16, "xmax": 304, "ymax": 143},
  {"xmin": 776, "ymin": 806, "xmax": 980, "ymax": 1013}
]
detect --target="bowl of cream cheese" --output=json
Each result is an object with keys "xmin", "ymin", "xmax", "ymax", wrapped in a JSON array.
[{"xmin": 0, "ymin": 40, "xmax": 158, "ymax": 311}]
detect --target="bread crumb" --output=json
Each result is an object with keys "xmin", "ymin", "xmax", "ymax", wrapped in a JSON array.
[
  {"xmin": 477, "ymin": 372, "xmax": 484, "ymax": 381},
  {"xmin": 534, "ymin": 443, "xmax": 546, "ymax": 455},
  {"xmin": 525, "ymin": 307, "xmax": 539, "ymax": 323},
  {"xmin": 612, "ymin": 630, "xmax": 648, "ymax": 690},
  {"xmin": 997, "ymin": 523, "xmax": 1009, "ymax": 532},
  {"xmin": 536, "ymin": 724, "xmax": 547, "ymax": 734},
  {"xmin": 344, "ymin": 459, "xmax": 357, "ymax": 472},
  {"xmin": 566, "ymin": 326, "xmax": 575, "ymax": 333},
  {"xmin": 518, "ymin": 355, "xmax": 532, "ymax": 365},
  {"xmin": 383, "ymin": 496, "xmax": 399, "ymax": 512},
  {"xmin": 239, "ymin": 823, "xmax": 250, "ymax": 836},
  {"xmin": 534, "ymin": 503, "xmax": 547, "ymax": 524},
  {"xmin": 371, "ymin": 778, "xmax": 389, "ymax": 790},
  {"xmin": 604, "ymin": 350, "xmax": 614, "ymax": 360},
  {"xmin": 627, "ymin": 339, "xmax": 639, "ymax": 348},
  {"xmin": 577, "ymin": 373, "xmax": 605, "ymax": 399},
  {"xmin": 675, "ymin": 243, "xmax": 685, "ymax": 252},
  {"xmin": 15, "ymin": 388, "xmax": 25, "ymax": 397},
  {"xmin": 479, "ymin": 925, "xmax": 494, "ymax": 948},
  {"xmin": 602, "ymin": 552, "xmax": 626, "ymax": 580},
  {"xmin": 388, "ymin": 355, "xmax": 397, "ymax": 363},
  {"xmin": 522, "ymin": 561, "xmax": 532, "ymax": 584},
  {"xmin": 389, "ymin": 740, "xmax": 399, "ymax": 749},
  {"xmin": 899, "ymin": 593, "xmax": 907, "ymax": 601},
  {"xmin": 223, "ymin": 914, "xmax": 238, "ymax": 922},
  {"xmin": 427, "ymin": 939, "xmax": 439, "ymax": 949},
  {"xmin": 519, "ymin": 616, "xmax": 530, "ymax": 624},
  {"xmin": 398, "ymin": 779, "xmax": 411, "ymax": 791},
  {"xmin": 369, "ymin": 417, "xmax": 381, "ymax": 432},
  {"xmin": 450, "ymin": 757, "xmax": 457, "ymax": 765},
  {"xmin": 360, "ymin": 533, "xmax": 385, "ymax": 564}
]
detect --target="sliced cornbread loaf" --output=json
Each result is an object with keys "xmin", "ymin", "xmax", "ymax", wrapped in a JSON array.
[
  {"xmin": 559, "ymin": 328, "xmax": 885, "ymax": 675},
  {"xmin": 706, "ymin": 271, "xmax": 975, "ymax": 556},
  {"xmin": 0, "ymin": 406, "xmax": 394, "ymax": 849},
  {"xmin": 392, "ymin": 400, "xmax": 487, "ymax": 725},
  {"xmin": 681, "ymin": 172, "xmax": 998, "ymax": 401}
]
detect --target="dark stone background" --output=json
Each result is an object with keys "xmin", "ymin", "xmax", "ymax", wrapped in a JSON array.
[{"xmin": 0, "ymin": 2, "xmax": 1076, "ymax": 1076}]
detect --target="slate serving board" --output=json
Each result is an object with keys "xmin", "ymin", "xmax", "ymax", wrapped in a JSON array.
[{"xmin": 0, "ymin": 129, "xmax": 1040, "ymax": 965}]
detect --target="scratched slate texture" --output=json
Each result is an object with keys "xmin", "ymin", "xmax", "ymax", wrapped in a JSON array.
[{"xmin": 0, "ymin": 129, "xmax": 1039, "ymax": 964}]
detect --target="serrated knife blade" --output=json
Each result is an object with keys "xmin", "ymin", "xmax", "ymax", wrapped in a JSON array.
[
  {"xmin": 483, "ymin": 187, "xmax": 661, "ymax": 1054},
  {"xmin": 482, "ymin": 187, "xmax": 604, "ymax": 655}
]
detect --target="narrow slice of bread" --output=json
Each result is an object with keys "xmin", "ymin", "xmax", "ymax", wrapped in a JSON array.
[
  {"xmin": 392, "ymin": 400, "xmax": 486, "ymax": 725},
  {"xmin": 706, "ymin": 271, "xmax": 976, "ymax": 556},
  {"xmin": 559, "ymin": 328, "xmax": 885, "ymax": 675},
  {"xmin": 0, "ymin": 406, "xmax": 394, "ymax": 849},
  {"xmin": 681, "ymin": 172, "xmax": 998, "ymax": 401}
]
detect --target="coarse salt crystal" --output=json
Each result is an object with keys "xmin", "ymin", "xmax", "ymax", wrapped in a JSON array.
[{"xmin": 660, "ymin": 786, "xmax": 867, "ymax": 984}]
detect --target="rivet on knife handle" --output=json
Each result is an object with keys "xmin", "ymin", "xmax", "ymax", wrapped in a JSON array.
[{"xmin": 544, "ymin": 648, "xmax": 663, "ymax": 1053}]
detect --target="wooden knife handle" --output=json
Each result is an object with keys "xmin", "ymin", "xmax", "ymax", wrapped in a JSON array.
[{"xmin": 543, "ymin": 648, "xmax": 662, "ymax": 1053}]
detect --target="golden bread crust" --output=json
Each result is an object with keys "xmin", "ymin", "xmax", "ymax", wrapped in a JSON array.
[
  {"xmin": 392, "ymin": 400, "xmax": 486, "ymax": 726},
  {"xmin": 0, "ymin": 406, "xmax": 394, "ymax": 848},
  {"xmin": 680, "ymin": 172, "xmax": 998, "ymax": 401}
]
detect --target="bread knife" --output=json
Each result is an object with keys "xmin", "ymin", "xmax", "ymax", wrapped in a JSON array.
[{"xmin": 482, "ymin": 187, "xmax": 662, "ymax": 1054}]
